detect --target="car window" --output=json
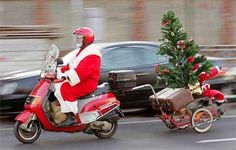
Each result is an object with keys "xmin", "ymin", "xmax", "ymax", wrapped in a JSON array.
[{"xmin": 102, "ymin": 45, "xmax": 166, "ymax": 70}]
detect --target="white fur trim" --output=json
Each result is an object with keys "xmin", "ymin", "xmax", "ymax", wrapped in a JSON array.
[
  {"xmin": 54, "ymin": 81, "xmax": 78, "ymax": 113},
  {"xmin": 215, "ymin": 99, "xmax": 225, "ymax": 103},
  {"xmin": 57, "ymin": 68, "xmax": 62, "ymax": 74},
  {"xmin": 70, "ymin": 45, "xmax": 102, "ymax": 69},
  {"xmin": 214, "ymin": 66, "xmax": 221, "ymax": 73},
  {"xmin": 201, "ymin": 83, "xmax": 210, "ymax": 91},
  {"xmin": 62, "ymin": 101, "xmax": 78, "ymax": 113},
  {"xmin": 65, "ymin": 69, "xmax": 80, "ymax": 86}
]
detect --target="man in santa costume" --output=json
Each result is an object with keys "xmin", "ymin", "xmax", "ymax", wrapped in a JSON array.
[
  {"xmin": 198, "ymin": 66, "xmax": 225, "ymax": 103},
  {"xmin": 197, "ymin": 66, "xmax": 227, "ymax": 114},
  {"xmin": 54, "ymin": 27, "xmax": 102, "ymax": 126}
]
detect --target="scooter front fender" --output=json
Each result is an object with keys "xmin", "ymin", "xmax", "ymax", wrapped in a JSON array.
[{"xmin": 15, "ymin": 110, "xmax": 33, "ymax": 124}]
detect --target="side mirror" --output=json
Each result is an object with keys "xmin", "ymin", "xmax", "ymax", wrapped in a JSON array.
[{"xmin": 57, "ymin": 57, "xmax": 64, "ymax": 65}]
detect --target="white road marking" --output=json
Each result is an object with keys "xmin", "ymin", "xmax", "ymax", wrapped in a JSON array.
[
  {"xmin": 119, "ymin": 114, "xmax": 236, "ymax": 125},
  {"xmin": 0, "ymin": 114, "xmax": 235, "ymax": 131},
  {"xmin": 0, "ymin": 128, "xmax": 13, "ymax": 131},
  {"xmin": 222, "ymin": 115, "xmax": 236, "ymax": 118},
  {"xmin": 197, "ymin": 138, "xmax": 236, "ymax": 143},
  {"xmin": 119, "ymin": 119, "xmax": 161, "ymax": 125}
]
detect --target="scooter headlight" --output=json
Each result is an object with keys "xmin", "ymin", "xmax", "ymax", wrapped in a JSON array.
[
  {"xmin": 25, "ymin": 96, "xmax": 41, "ymax": 105},
  {"xmin": 25, "ymin": 96, "xmax": 35, "ymax": 104}
]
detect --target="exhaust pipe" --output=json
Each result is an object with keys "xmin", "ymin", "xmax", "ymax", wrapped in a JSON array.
[{"xmin": 98, "ymin": 108, "xmax": 123, "ymax": 122}]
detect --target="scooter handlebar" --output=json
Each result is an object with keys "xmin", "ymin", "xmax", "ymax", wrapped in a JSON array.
[{"xmin": 44, "ymin": 72, "xmax": 57, "ymax": 80}]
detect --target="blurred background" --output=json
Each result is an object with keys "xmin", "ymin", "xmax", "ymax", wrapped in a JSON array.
[
  {"xmin": 0, "ymin": 0, "xmax": 236, "ymax": 73},
  {"xmin": 0, "ymin": 0, "xmax": 236, "ymax": 116}
]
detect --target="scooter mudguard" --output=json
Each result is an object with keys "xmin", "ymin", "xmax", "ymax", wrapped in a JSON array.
[{"xmin": 15, "ymin": 110, "xmax": 32, "ymax": 124}]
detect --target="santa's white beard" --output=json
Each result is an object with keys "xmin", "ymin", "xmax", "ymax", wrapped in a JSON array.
[{"xmin": 76, "ymin": 43, "xmax": 83, "ymax": 48}]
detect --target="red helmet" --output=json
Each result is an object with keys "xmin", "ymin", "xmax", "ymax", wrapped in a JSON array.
[{"xmin": 73, "ymin": 27, "xmax": 94, "ymax": 47}]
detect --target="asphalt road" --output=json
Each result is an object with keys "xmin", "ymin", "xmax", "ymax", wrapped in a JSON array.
[{"xmin": 0, "ymin": 103, "xmax": 235, "ymax": 150}]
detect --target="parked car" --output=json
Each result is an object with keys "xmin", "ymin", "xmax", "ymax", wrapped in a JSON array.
[{"xmin": 0, "ymin": 41, "xmax": 235, "ymax": 115}]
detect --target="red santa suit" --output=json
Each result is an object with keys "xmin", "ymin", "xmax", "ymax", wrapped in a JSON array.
[
  {"xmin": 54, "ymin": 44, "xmax": 102, "ymax": 113},
  {"xmin": 198, "ymin": 66, "xmax": 225, "ymax": 104}
]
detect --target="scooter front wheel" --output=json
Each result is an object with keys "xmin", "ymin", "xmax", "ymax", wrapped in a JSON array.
[
  {"xmin": 95, "ymin": 120, "xmax": 118, "ymax": 139},
  {"xmin": 14, "ymin": 121, "xmax": 41, "ymax": 144},
  {"xmin": 191, "ymin": 108, "xmax": 213, "ymax": 133}
]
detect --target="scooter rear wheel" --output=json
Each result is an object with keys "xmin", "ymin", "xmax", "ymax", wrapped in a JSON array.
[
  {"xmin": 95, "ymin": 120, "xmax": 118, "ymax": 139},
  {"xmin": 191, "ymin": 108, "xmax": 213, "ymax": 133},
  {"xmin": 14, "ymin": 121, "xmax": 41, "ymax": 144}
]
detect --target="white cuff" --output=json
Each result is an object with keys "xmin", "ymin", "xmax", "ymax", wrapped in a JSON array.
[
  {"xmin": 65, "ymin": 69, "xmax": 80, "ymax": 86},
  {"xmin": 215, "ymin": 66, "xmax": 221, "ymax": 73},
  {"xmin": 57, "ymin": 68, "xmax": 62, "ymax": 74}
]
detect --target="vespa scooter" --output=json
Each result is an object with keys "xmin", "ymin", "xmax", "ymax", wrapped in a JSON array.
[{"xmin": 14, "ymin": 44, "xmax": 123, "ymax": 144}]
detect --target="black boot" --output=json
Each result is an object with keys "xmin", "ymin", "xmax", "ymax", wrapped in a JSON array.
[
  {"xmin": 59, "ymin": 112, "xmax": 77, "ymax": 127},
  {"xmin": 217, "ymin": 107, "xmax": 224, "ymax": 116}
]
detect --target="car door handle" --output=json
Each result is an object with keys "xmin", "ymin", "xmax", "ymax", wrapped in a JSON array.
[{"xmin": 136, "ymin": 73, "xmax": 151, "ymax": 76}]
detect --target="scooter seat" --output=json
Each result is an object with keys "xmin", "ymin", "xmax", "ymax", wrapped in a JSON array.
[
  {"xmin": 78, "ymin": 92, "xmax": 95, "ymax": 100},
  {"xmin": 77, "ymin": 82, "xmax": 110, "ymax": 101}
]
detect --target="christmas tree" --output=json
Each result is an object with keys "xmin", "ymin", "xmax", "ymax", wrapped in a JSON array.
[{"xmin": 156, "ymin": 11, "xmax": 213, "ymax": 88}]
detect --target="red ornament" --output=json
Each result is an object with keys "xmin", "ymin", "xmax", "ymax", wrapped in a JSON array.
[
  {"xmin": 192, "ymin": 63, "xmax": 200, "ymax": 72},
  {"xmin": 158, "ymin": 72, "xmax": 163, "ymax": 76},
  {"xmin": 163, "ymin": 68, "xmax": 170, "ymax": 73},
  {"xmin": 189, "ymin": 37, "xmax": 193, "ymax": 42},
  {"xmin": 155, "ymin": 64, "xmax": 161, "ymax": 72},
  {"xmin": 162, "ymin": 19, "xmax": 171, "ymax": 26},
  {"xmin": 177, "ymin": 40, "xmax": 184, "ymax": 45},
  {"xmin": 177, "ymin": 40, "xmax": 186, "ymax": 48},
  {"xmin": 187, "ymin": 56, "xmax": 195, "ymax": 63}
]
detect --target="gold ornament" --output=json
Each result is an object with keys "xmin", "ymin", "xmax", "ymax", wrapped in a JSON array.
[{"xmin": 188, "ymin": 82, "xmax": 202, "ymax": 95}]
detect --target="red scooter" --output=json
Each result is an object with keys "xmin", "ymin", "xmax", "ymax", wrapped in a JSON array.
[{"xmin": 14, "ymin": 44, "xmax": 123, "ymax": 144}]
